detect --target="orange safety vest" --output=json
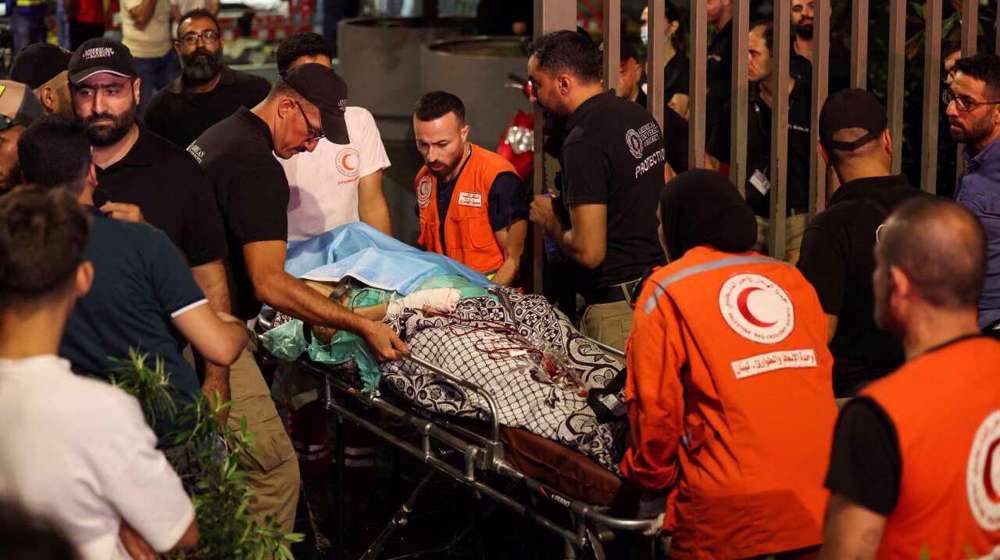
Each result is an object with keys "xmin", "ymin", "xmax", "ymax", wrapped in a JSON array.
[
  {"xmin": 415, "ymin": 144, "xmax": 515, "ymax": 274},
  {"xmin": 862, "ymin": 336, "xmax": 1000, "ymax": 558},
  {"xmin": 620, "ymin": 246, "xmax": 836, "ymax": 559}
]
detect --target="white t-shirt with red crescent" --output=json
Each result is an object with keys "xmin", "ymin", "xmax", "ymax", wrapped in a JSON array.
[{"xmin": 281, "ymin": 106, "xmax": 391, "ymax": 242}]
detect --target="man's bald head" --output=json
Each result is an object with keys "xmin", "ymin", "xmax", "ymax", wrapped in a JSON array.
[{"xmin": 877, "ymin": 197, "xmax": 985, "ymax": 310}]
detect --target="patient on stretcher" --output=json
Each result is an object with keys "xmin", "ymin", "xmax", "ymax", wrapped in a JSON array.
[{"xmin": 259, "ymin": 223, "xmax": 629, "ymax": 472}]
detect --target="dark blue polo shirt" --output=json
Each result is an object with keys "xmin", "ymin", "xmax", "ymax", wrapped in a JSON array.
[
  {"xmin": 60, "ymin": 207, "xmax": 206, "ymax": 439},
  {"xmin": 957, "ymin": 140, "xmax": 1000, "ymax": 328}
]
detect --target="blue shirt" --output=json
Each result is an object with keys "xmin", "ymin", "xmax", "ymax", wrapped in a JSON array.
[
  {"xmin": 61, "ymin": 208, "xmax": 206, "ymax": 439},
  {"xmin": 956, "ymin": 139, "xmax": 1000, "ymax": 328}
]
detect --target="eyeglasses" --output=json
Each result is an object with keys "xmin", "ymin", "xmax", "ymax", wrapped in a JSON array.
[
  {"xmin": 177, "ymin": 29, "xmax": 220, "ymax": 46},
  {"xmin": 942, "ymin": 88, "xmax": 1000, "ymax": 112},
  {"xmin": 295, "ymin": 101, "xmax": 324, "ymax": 141}
]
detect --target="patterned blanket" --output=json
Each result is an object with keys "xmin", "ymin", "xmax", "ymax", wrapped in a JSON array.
[{"xmin": 381, "ymin": 289, "xmax": 628, "ymax": 472}]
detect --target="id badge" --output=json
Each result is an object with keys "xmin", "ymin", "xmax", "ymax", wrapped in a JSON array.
[{"xmin": 749, "ymin": 170, "xmax": 771, "ymax": 195}]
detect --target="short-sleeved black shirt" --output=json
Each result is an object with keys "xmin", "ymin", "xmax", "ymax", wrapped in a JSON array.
[
  {"xmin": 663, "ymin": 54, "xmax": 690, "ymax": 101},
  {"xmin": 706, "ymin": 20, "xmax": 733, "ymax": 137},
  {"xmin": 188, "ymin": 107, "xmax": 290, "ymax": 320},
  {"xmin": 708, "ymin": 78, "xmax": 813, "ymax": 216},
  {"xmin": 560, "ymin": 91, "xmax": 667, "ymax": 292},
  {"xmin": 634, "ymin": 89, "xmax": 689, "ymax": 174},
  {"xmin": 144, "ymin": 67, "xmax": 272, "ymax": 149},
  {"xmin": 94, "ymin": 127, "xmax": 227, "ymax": 267},
  {"xmin": 825, "ymin": 396, "xmax": 901, "ymax": 515},
  {"xmin": 797, "ymin": 174, "xmax": 922, "ymax": 396}
]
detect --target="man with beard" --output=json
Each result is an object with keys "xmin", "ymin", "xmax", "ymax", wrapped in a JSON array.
[
  {"xmin": 9, "ymin": 43, "xmax": 75, "ymax": 118},
  {"xmin": 68, "ymin": 39, "xmax": 235, "ymax": 436},
  {"xmin": 145, "ymin": 9, "xmax": 270, "ymax": 148},
  {"xmin": 820, "ymin": 197, "xmax": 1000, "ymax": 558},
  {"xmin": 0, "ymin": 80, "xmax": 43, "ymax": 194},
  {"xmin": 947, "ymin": 54, "xmax": 1000, "ymax": 332},
  {"xmin": 412, "ymin": 91, "xmax": 527, "ymax": 286},
  {"xmin": 789, "ymin": 0, "xmax": 849, "ymax": 92},
  {"xmin": 528, "ymin": 30, "xmax": 666, "ymax": 350}
]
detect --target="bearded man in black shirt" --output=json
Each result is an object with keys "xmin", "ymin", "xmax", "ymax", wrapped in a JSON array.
[{"xmin": 528, "ymin": 30, "xmax": 666, "ymax": 351}]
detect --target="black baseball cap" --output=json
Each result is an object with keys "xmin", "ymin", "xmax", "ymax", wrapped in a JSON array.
[
  {"xmin": 68, "ymin": 38, "xmax": 137, "ymax": 85},
  {"xmin": 283, "ymin": 63, "xmax": 349, "ymax": 144},
  {"xmin": 819, "ymin": 88, "xmax": 887, "ymax": 152},
  {"xmin": 10, "ymin": 43, "xmax": 72, "ymax": 89}
]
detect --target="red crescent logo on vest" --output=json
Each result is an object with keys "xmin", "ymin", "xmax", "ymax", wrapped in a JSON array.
[
  {"xmin": 967, "ymin": 409, "xmax": 1000, "ymax": 530},
  {"xmin": 334, "ymin": 147, "xmax": 360, "ymax": 179},
  {"xmin": 417, "ymin": 176, "xmax": 433, "ymax": 208},
  {"xmin": 719, "ymin": 274, "xmax": 794, "ymax": 344}
]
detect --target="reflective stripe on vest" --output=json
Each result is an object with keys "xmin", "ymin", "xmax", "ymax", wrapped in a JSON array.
[{"xmin": 643, "ymin": 254, "xmax": 784, "ymax": 314}]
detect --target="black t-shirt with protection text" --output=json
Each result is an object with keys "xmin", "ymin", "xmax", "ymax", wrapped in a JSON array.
[{"xmin": 560, "ymin": 91, "xmax": 667, "ymax": 292}]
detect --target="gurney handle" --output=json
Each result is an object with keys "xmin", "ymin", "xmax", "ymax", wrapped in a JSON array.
[{"xmin": 402, "ymin": 351, "xmax": 503, "ymax": 446}]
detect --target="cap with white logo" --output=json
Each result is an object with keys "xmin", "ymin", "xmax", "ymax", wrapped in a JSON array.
[{"xmin": 68, "ymin": 38, "xmax": 137, "ymax": 85}]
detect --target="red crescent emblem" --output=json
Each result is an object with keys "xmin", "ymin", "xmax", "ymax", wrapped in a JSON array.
[
  {"xmin": 737, "ymin": 287, "xmax": 778, "ymax": 328},
  {"xmin": 340, "ymin": 152, "xmax": 356, "ymax": 172}
]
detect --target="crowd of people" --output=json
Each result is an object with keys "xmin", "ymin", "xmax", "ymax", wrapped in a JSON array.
[{"xmin": 0, "ymin": 0, "xmax": 999, "ymax": 558}]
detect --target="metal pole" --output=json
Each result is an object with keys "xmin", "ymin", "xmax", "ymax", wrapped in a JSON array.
[
  {"xmin": 850, "ymin": 0, "xmax": 868, "ymax": 89},
  {"xmin": 688, "ymin": 0, "xmax": 707, "ymax": 169},
  {"xmin": 769, "ymin": 0, "xmax": 791, "ymax": 259},
  {"xmin": 887, "ymin": 0, "xmax": 906, "ymax": 174},
  {"xmin": 957, "ymin": 0, "xmax": 980, "ymax": 182},
  {"xmin": 603, "ymin": 0, "xmax": 620, "ymax": 93},
  {"xmin": 810, "ymin": 0, "xmax": 830, "ymax": 214},
  {"xmin": 920, "ymin": 0, "xmax": 943, "ymax": 194},
  {"xmin": 729, "ymin": 0, "xmax": 750, "ymax": 196},
  {"xmin": 647, "ymin": 0, "xmax": 666, "ymax": 129},
  {"xmin": 531, "ymin": 0, "xmax": 576, "ymax": 294}
]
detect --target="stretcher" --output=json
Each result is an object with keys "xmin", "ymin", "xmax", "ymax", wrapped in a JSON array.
[{"xmin": 254, "ymin": 316, "xmax": 661, "ymax": 560}]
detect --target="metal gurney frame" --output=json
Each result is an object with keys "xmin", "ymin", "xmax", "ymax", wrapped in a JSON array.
[{"xmin": 278, "ymin": 337, "xmax": 660, "ymax": 559}]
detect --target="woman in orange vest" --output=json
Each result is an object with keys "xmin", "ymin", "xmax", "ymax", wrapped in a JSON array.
[
  {"xmin": 412, "ymin": 91, "xmax": 528, "ymax": 286},
  {"xmin": 820, "ymin": 197, "xmax": 1000, "ymax": 558},
  {"xmin": 621, "ymin": 170, "xmax": 837, "ymax": 558}
]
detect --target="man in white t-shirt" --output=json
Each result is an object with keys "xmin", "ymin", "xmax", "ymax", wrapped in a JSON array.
[
  {"xmin": 0, "ymin": 186, "xmax": 198, "ymax": 560},
  {"xmin": 276, "ymin": 32, "xmax": 393, "ymax": 240},
  {"xmin": 118, "ymin": 0, "xmax": 177, "ymax": 113}
]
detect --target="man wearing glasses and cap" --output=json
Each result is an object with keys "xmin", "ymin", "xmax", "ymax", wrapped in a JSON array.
[
  {"xmin": 946, "ymin": 54, "xmax": 1000, "ymax": 334},
  {"xmin": 189, "ymin": 63, "xmax": 408, "ymax": 530},
  {"xmin": 0, "ymin": 80, "xmax": 43, "ymax": 193}
]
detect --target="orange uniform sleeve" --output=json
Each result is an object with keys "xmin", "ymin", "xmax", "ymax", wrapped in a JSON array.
[{"xmin": 619, "ymin": 285, "xmax": 688, "ymax": 492}]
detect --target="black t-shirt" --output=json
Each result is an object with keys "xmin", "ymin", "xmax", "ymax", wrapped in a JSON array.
[
  {"xmin": 797, "ymin": 174, "xmax": 922, "ymax": 396},
  {"xmin": 94, "ymin": 127, "xmax": 227, "ymax": 267},
  {"xmin": 144, "ymin": 67, "xmax": 272, "ymax": 149},
  {"xmin": 825, "ymin": 396, "xmax": 901, "ymax": 516},
  {"xmin": 706, "ymin": 20, "xmax": 733, "ymax": 138},
  {"xmin": 560, "ymin": 91, "xmax": 667, "ymax": 291},
  {"xmin": 708, "ymin": 78, "xmax": 813, "ymax": 216},
  {"xmin": 188, "ymin": 107, "xmax": 290, "ymax": 320},
  {"xmin": 663, "ymin": 54, "xmax": 690, "ymax": 101}
]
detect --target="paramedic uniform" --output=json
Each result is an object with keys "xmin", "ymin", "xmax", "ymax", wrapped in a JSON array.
[{"xmin": 620, "ymin": 246, "xmax": 837, "ymax": 559}]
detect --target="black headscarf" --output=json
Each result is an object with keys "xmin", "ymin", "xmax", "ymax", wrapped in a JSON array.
[{"xmin": 660, "ymin": 169, "xmax": 757, "ymax": 261}]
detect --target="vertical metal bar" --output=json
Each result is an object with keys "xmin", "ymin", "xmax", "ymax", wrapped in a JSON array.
[
  {"xmin": 850, "ymin": 0, "xmax": 868, "ymax": 89},
  {"xmin": 996, "ymin": 4, "xmax": 1000, "ymax": 55},
  {"xmin": 770, "ymin": 0, "xmax": 791, "ymax": 259},
  {"xmin": 647, "ymin": 0, "xmax": 666, "ymax": 129},
  {"xmin": 532, "ymin": 0, "xmax": 576, "ymax": 294},
  {"xmin": 688, "ymin": 0, "xmax": 707, "ymax": 169},
  {"xmin": 887, "ymin": 0, "xmax": 906, "ymax": 174},
  {"xmin": 729, "ymin": 0, "xmax": 750, "ymax": 195},
  {"xmin": 810, "ymin": 0, "xmax": 831, "ymax": 214},
  {"xmin": 920, "ymin": 0, "xmax": 943, "ymax": 194},
  {"xmin": 956, "ymin": 0, "xmax": 979, "ymax": 181},
  {"xmin": 334, "ymin": 415, "xmax": 346, "ymax": 560},
  {"xmin": 603, "ymin": 0, "xmax": 620, "ymax": 92}
]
